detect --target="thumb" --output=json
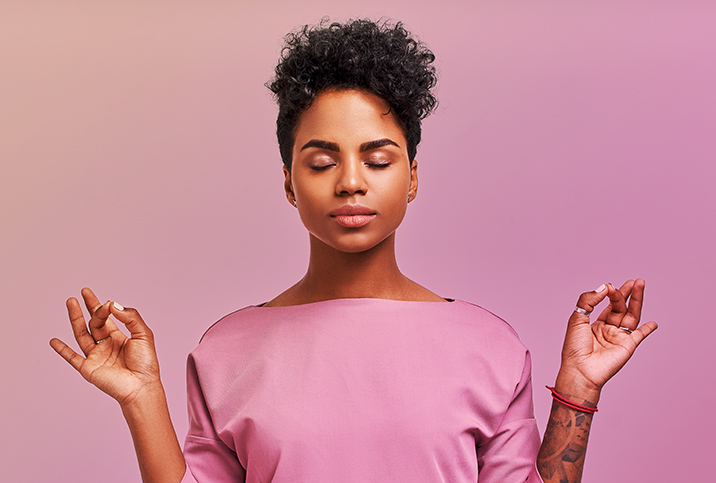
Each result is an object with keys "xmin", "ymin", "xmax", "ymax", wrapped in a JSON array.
[
  {"xmin": 109, "ymin": 302, "xmax": 154, "ymax": 342},
  {"xmin": 569, "ymin": 283, "xmax": 611, "ymax": 327}
]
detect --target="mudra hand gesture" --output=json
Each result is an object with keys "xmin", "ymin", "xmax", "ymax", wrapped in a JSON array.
[
  {"xmin": 49, "ymin": 287, "xmax": 161, "ymax": 407},
  {"xmin": 556, "ymin": 278, "xmax": 658, "ymax": 402}
]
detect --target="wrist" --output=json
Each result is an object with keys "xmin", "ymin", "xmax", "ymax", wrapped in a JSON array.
[
  {"xmin": 554, "ymin": 369, "xmax": 602, "ymax": 407},
  {"xmin": 119, "ymin": 381, "xmax": 168, "ymax": 415}
]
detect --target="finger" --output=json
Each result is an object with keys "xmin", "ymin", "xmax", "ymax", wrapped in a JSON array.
[
  {"xmin": 109, "ymin": 303, "xmax": 154, "ymax": 342},
  {"xmin": 630, "ymin": 320, "xmax": 658, "ymax": 346},
  {"xmin": 596, "ymin": 280, "xmax": 635, "ymax": 324},
  {"xmin": 66, "ymin": 297, "xmax": 95, "ymax": 356},
  {"xmin": 621, "ymin": 278, "xmax": 645, "ymax": 330},
  {"xmin": 80, "ymin": 287, "xmax": 123, "ymax": 341},
  {"xmin": 571, "ymin": 284, "xmax": 610, "ymax": 325},
  {"xmin": 49, "ymin": 338, "xmax": 86, "ymax": 373},
  {"xmin": 87, "ymin": 301, "xmax": 116, "ymax": 342},
  {"xmin": 605, "ymin": 284, "xmax": 628, "ymax": 327},
  {"xmin": 81, "ymin": 287, "xmax": 103, "ymax": 317},
  {"xmin": 595, "ymin": 302, "xmax": 612, "ymax": 323},
  {"xmin": 617, "ymin": 279, "xmax": 635, "ymax": 300}
]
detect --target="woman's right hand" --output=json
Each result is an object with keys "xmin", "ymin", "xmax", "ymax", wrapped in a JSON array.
[
  {"xmin": 52, "ymin": 288, "xmax": 187, "ymax": 482},
  {"xmin": 50, "ymin": 287, "xmax": 162, "ymax": 408}
]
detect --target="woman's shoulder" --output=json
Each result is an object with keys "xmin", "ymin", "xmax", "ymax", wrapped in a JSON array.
[
  {"xmin": 405, "ymin": 298, "xmax": 526, "ymax": 346},
  {"xmin": 195, "ymin": 304, "xmax": 262, "ymax": 343},
  {"xmin": 449, "ymin": 300, "xmax": 522, "ymax": 336}
]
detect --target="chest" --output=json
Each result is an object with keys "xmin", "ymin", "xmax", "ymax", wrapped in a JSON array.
[{"xmin": 201, "ymin": 319, "xmax": 514, "ymax": 450}]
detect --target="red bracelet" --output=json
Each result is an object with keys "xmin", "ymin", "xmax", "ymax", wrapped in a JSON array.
[{"xmin": 546, "ymin": 386, "xmax": 598, "ymax": 414}]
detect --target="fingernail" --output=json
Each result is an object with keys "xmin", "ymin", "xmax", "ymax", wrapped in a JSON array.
[
  {"xmin": 113, "ymin": 302, "xmax": 124, "ymax": 311},
  {"xmin": 594, "ymin": 284, "xmax": 607, "ymax": 293}
]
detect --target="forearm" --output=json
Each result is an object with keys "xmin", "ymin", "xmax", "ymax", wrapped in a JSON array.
[
  {"xmin": 121, "ymin": 384, "xmax": 186, "ymax": 483},
  {"xmin": 537, "ymin": 374, "xmax": 600, "ymax": 483}
]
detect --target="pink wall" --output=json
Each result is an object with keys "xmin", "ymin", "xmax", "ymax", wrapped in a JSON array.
[{"xmin": 2, "ymin": 2, "xmax": 713, "ymax": 481}]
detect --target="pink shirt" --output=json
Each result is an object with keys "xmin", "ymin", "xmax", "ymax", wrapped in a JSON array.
[{"xmin": 181, "ymin": 299, "xmax": 541, "ymax": 482}]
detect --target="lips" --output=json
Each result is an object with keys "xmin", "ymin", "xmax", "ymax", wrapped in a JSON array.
[{"xmin": 329, "ymin": 204, "xmax": 377, "ymax": 227}]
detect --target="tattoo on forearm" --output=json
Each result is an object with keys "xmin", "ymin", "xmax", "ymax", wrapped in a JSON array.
[{"xmin": 537, "ymin": 397, "xmax": 596, "ymax": 483}]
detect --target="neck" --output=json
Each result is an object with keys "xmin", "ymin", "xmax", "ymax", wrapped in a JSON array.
[
  {"xmin": 264, "ymin": 232, "xmax": 447, "ymax": 307},
  {"xmin": 299, "ymin": 233, "xmax": 406, "ymax": 301}
]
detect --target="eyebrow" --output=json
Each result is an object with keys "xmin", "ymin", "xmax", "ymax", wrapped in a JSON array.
[
  {"xmin": 300, "ymin": 140, "xmax": 340, "ymax": 152},
  {"xmin": 299, "ymin": 138, "xmax": 400, "ymax": 153},
  {"xmin": 359, "ymin": 138, "xmax": 400, "ymax": 152}
]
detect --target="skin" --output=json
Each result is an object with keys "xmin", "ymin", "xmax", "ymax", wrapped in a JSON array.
[
  {"xmin": 538, "ymin": 279, "xmax": 658, "ymax": 482},
  {"xmin": 49, "ymin": 290, "xmax": 185, "ymax": 483},
  {"xmin": 50, "ymin": 88, "xmax": 657, "ymax": 483},
  {"xmin": 267, "ymin": 88, "xmax": 444, "ymax": 306}
]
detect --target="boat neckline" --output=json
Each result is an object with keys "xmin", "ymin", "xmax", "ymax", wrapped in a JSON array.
[{"xmin": 255, "ymin": 297, "xmax": 456, "ymax": 308}]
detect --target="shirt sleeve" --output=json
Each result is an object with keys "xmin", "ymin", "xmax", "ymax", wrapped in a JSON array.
[
  {"xmin": 477, "ymin": 351, "xmax": 543, "ymax": 483},
  {"xmin": 183, "ymin": 353, "xmax": 247, "ymax": 483}
]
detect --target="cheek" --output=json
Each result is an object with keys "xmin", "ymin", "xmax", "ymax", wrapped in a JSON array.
[
  {"xmin": 294, "ymin": 179, "xmax": 328, "ymax": 223},
  {"xmin": 374, "ymin": 182, "xmax": 410, "ymax": 223},
  {"xmin": 380, "ymin": 173, "xmax": 411, "ymax": 204}
]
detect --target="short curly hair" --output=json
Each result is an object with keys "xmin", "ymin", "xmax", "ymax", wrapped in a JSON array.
[{"xmin": 267, "ymin": 19, "xmax": 438, "ymax": 171}]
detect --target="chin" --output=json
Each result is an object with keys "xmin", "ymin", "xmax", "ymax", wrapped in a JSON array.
[
  {"xmin": 328, "ymin": 240, "xmax": 383, "ymax": 254},
  {"xmin": 314, "ymin": 231, "xmax": 395, "ymax": 255}
]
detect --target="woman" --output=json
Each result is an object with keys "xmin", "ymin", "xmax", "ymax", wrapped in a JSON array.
[{"xmin": 50, "ymin": 20, "xmax": 657, "ymax": 483}]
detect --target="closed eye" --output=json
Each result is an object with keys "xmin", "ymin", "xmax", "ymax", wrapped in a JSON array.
[{"xmin": 310, "ymin": 164, "xmax": 335, "ymax": 171}]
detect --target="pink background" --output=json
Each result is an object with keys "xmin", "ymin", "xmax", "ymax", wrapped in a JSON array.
[{"xmin": 2, "ymin": 1, "xmax": 714, "ymax": 481}]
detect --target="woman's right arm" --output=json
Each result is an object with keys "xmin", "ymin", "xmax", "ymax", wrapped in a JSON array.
[{"xmin": 50, "ymin": 288, "xmax": 186, "ymax": 483}]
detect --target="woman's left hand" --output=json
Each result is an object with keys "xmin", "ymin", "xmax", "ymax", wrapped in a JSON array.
[{"xmin": 555, "ymin": 279, "xmax": 658, "ymax": 403}]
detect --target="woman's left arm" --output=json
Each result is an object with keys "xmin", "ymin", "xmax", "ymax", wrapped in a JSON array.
[{"xmin": 537, "ymin": 279, "xmax": 658, "ymax": 483}]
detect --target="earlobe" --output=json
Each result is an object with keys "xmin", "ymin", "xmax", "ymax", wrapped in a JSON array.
[{"xmin": 283, "ymin": 166, "xmax": 297, "ymax": 207}]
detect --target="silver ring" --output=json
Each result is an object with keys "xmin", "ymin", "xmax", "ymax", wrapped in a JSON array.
[
  {"xmin": 617, "ymin": 326, "xmax": 633, "ymax": 333},
  {"xmin": 95, "ymin": 337, "xmax": 108, "ymax": 344},
  {"xmin": 574, "ymin": 306, "xmax": 591, "ymax": 316}
]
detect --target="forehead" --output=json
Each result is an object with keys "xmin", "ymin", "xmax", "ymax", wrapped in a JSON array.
[{"xmin": 294, "ymin": 89, "xmax": 406, "ymax": 146}]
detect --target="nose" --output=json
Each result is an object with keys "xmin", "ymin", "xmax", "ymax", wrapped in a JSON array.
[{"xmin": 335, "ymin": 157, "xmax": 367, "ymax": 196}]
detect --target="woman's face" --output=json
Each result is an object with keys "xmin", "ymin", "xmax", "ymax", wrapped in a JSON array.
[{"xmin": 285, "ymin": 89, "xmax": 417, "ymax": 254}]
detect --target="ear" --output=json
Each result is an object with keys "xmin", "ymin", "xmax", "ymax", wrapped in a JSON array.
[
  {"xmin": 407, "ymin": 160, "xmax": 418, "ymax": 203},
  {"xmin": 283, "ymin": 166, "xmax": 297, "ymax": 207}
]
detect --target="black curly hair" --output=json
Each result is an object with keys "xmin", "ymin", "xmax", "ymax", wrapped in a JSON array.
[{"xmin": 267, "ymin": 19, "xmax": 438, "ymax": 171}]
